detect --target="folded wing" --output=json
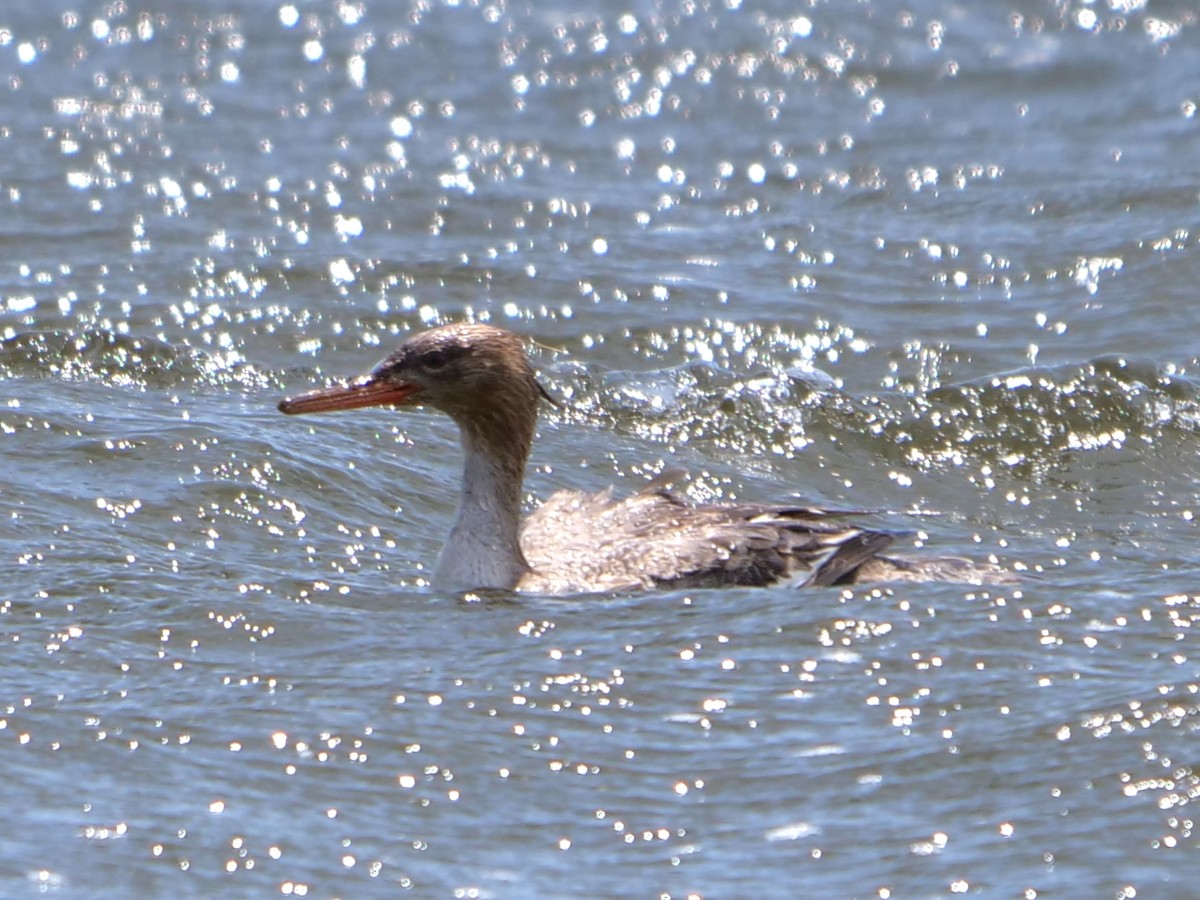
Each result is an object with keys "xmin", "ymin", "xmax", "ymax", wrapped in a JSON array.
[{"xmin": 520, "ymin": 485, "xmax": 897, "ymax": 594}]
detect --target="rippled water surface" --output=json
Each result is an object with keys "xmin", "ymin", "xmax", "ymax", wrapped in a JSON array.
[{"xmin": 4, "ymin": 1, "xmax": 1200, "ymax": 896}]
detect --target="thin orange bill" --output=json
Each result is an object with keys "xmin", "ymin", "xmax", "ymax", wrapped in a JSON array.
[{"xmin": 278, "ymin": 377, "xmax": 419, "ymax": 415}]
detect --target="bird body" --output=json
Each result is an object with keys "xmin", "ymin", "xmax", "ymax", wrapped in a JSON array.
[{"xmin": 279, "ymin": 323, "xmax": 1005, "ymax": 593}]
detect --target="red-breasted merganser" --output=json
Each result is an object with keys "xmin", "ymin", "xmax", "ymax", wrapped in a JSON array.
[{"xmin": 278, "ymin": 323, "xmax": 1008, "ymax": 593}]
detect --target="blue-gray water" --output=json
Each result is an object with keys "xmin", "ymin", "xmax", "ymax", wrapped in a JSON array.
[{"xmin": 3, "ymin": 1, "xmax": 1200, "ymax": 896}]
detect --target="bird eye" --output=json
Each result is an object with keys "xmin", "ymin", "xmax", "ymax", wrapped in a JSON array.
[{"xmin": 422, "ymin": 348, "xmax": 451, "ymax": 371}]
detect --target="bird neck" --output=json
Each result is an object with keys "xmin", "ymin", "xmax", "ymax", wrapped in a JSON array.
[{"xmin": 433, "ymin": 416, "xmax": 533, "ymax": 591}]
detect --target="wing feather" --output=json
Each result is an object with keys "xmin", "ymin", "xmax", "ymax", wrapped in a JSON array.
[{"xmin": 519, "ymin": 487, "xmax": 897, "ymax": 594}]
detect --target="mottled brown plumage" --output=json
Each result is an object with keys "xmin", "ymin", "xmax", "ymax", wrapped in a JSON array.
[
  {"xmin": 519, "ymin": 485, "xmax": 893, "ymax": 593},
  {"xmin": 279, "ymin": 323, "xmax": 1007, "ymax": 594}
]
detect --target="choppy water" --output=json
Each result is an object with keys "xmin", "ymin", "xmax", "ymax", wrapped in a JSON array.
[{"xmin": 4, "ymin": 1, "xmax": 1200, "ymax": 896}]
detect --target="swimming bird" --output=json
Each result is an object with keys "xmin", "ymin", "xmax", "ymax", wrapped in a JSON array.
[{"xmin": 278, "ymin": 323, "xmax": 1005, "ymax": 593}]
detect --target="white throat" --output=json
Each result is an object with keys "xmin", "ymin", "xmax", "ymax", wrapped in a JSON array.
[{"xmin": 432, "ymin": 429, "xmax": 529, "ymax": 591}]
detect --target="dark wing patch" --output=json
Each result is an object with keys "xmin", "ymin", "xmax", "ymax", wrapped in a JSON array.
[{"xmin": 800, "ymin": 529, "xmax": 896, "ymax": 587}]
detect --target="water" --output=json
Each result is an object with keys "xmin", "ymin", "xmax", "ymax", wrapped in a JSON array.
[{"xmin": 3, "ymin": 1, "xmax": 1200, "ymax": 896}]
